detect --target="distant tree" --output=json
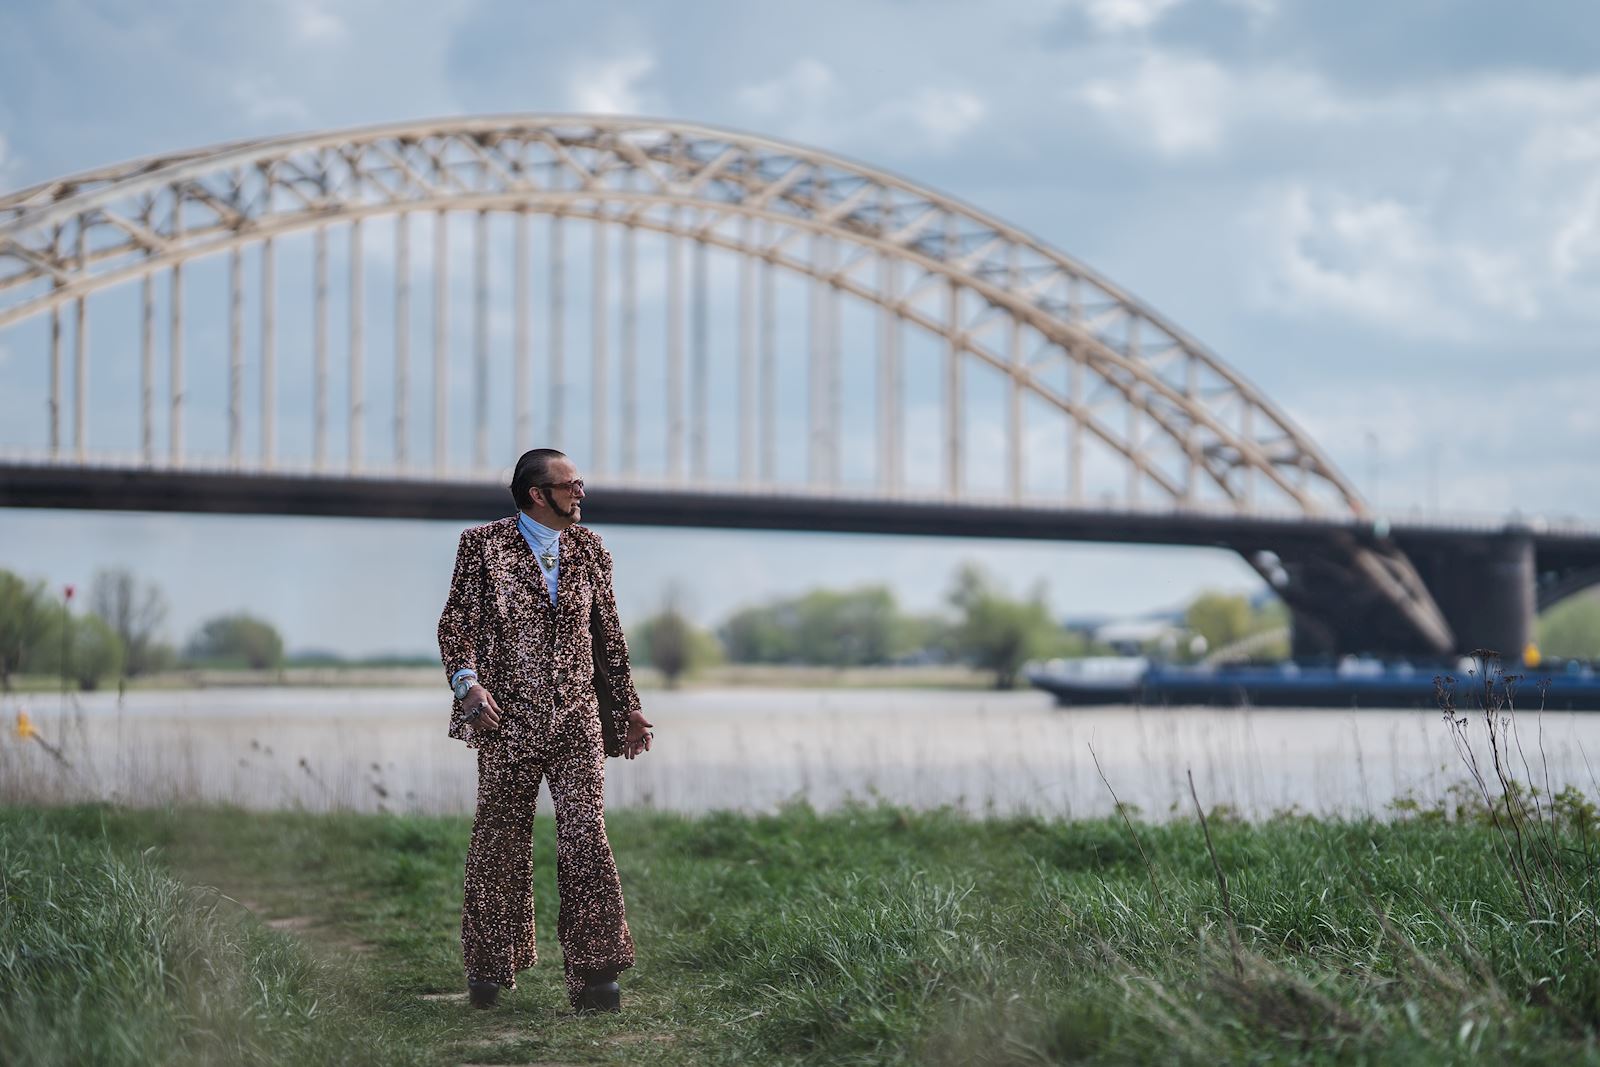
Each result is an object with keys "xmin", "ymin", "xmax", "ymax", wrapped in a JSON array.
[
  {"xmin": 720, "ymin": 601, "xmax": 792, "ymax": 663},
  {"xmin": 88, "ymin": 568, "xmax": 170, "ymax": 678},
  {"xmin": 1540, "ymin": 591, "xmax": 1600, "ymax": 659},
  {"xmin": 640, "ymin": 596, "xmax": 691, "ymax": 688},
  {"xmin": 25, "ymin": 611, "xmax": 126, "ymax": 691},
  {"xmin": 1180, "ymin": 592, "xmax": 1291, "ymax": 662},
  {"xmin": 894, "ymin": 613, "xmax": 957, "ymax": 664},
  {"xmin": 68, "ymin": 615, "xmax": 124, "ymax": 690},
  {"xmin": 186, "ymin": 613, "xmax": 285, "ymax": 670},
  {"xmin": 720, "ymin": 585, "xmax": 912, "ymax": 667},
  {"xmin": 946, "ymin": 563, "xmax": 1058, "ymax": 689},
  {"xmin": 1184, "ymin": 592, "xmax": 1254, "ymax": 654},
  {"xmin": 0, "ymin": 569, "xmax": 53, "ymax": 691},
  {"xmin": 633, "ymin": 589, "xmax": 719, "ymax": 687}
]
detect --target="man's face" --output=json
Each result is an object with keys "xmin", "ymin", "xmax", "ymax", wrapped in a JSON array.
[{"xmin": 539, "ymin": 457, "xmax": 585, "ymax": 520}]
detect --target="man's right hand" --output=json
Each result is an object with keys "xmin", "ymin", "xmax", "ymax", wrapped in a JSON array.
[{"xmin": 463, "ymin": 684, "xmax": 502, "ymax": 731}]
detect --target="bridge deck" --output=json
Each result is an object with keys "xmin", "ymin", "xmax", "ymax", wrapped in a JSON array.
[{"xmin": 3, "ymin": 463, "xmax": 1597, "ymax": 564}]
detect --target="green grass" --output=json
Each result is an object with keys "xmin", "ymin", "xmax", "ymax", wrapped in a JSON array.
[{"xmin": 5, "ymin": 798, "xmax": 1600, "ymax": 1065}]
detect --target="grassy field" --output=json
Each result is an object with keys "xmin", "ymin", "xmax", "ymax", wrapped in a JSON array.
[{"xmin": 5, "ymin": 786, "xmax": 1600, "ymax": 1066}]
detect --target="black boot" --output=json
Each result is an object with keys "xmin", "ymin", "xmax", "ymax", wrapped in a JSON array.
[
  {"xmin": 467, "ymin": 978, "xmax": 501, "ymax": 1008},
  {"xmin": 576, "ymin": 978, "xmax": 621, "ymax": 1013}
]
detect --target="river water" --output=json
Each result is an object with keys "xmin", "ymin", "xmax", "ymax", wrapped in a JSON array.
[{"xmin": 4, "ymin": 686, "xmax": 1598, "ymax": 820}]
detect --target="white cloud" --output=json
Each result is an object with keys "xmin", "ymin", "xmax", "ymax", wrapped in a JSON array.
[
  {"xmin": 1079, "ymin": 50, "xmax": 1230, "ymax": 154},
  {"xmin": 736, "ymin": 59, "xmax": 984, "ymax": 155},
  {"xmin": 1076, "ymin": 0, "xmax": 1186, "ymax": 33},
  {"xmin": 1204, "ymin": 69, "xmax": 1600, "ymax": 335},
  {"xmin": 1553, "ymin": 177, "xmax": 1600, "ymax": 278},
  {"xmin": 1247, "ymin": 184, "xmax": 1538, "ymax": 337},
  {"xmin": 229, "ymin": 77, "xmax": 310, "ymax": 124},
  {"xmin": 1075, "ymin": 48, "xmax": 1348, "ymax": 156},
  {"xmin": 735, "ymin": 58, "xmax": 839, "ymax": 145},
  {"xmin": 737, "ymin": 57, "xmax": 836, "ymax": 116},
  {"xmin": 568, "ymin": 51, "xmax": 656, "ymax": 116},
  {"xmin": 877, "ymin": 87, "xmax": 987, "ymax": 151},
  {"xmin": 288, "ymin": 0, "xmax": 346, "ymax": 43},
  {"xmin": 1060, "ymin": 0, "xmax": 1274, "ymax": 34}
]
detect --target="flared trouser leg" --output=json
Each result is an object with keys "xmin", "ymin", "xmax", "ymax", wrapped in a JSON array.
[
  {"xmin": 547, "ymin": 720, "xmax": 636, "ymax": 1007},
  {"xmin": 461, "ymin": 747, "xmax": 542, "ymax": 987}
]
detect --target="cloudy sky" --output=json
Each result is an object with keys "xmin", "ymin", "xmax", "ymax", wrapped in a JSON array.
[{"xmin": 2, "ymin": 0, "xmax": 1596, "ymax": 656}]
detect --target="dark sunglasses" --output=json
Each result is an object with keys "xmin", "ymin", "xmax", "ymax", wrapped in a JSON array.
[{"xmin": 540, "ymin": 479, "xmax": 585, "ymax": 495}]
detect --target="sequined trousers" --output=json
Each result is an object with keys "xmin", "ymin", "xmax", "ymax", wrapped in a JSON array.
[{"xmin": 460, "ymin": 702, "xmax": 635, "ymax": 1007}]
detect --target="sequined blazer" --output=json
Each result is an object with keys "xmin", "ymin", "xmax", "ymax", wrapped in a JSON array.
[{"xmin": 438, "ymin": 516, "xmax": 641, "ymax": 757}]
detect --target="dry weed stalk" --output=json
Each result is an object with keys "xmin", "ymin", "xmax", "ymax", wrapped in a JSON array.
[
  {"xmin": 1436, "ymin": 650, "xmax": 1599, "ymax": 947},
  {"xmin": 1188, "ymin": 768, "xmax": 1244, "ymax": 979}
]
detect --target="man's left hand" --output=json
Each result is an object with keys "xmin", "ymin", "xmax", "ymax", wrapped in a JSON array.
[{"xmin": 623, "ymin": 710, "xmax": 654, "ymax": 760}]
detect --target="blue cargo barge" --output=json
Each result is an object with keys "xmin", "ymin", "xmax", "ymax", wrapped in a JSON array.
[{"xmin": 1025, "ymin": 657, "xmax": 1600, "ymax": 710}]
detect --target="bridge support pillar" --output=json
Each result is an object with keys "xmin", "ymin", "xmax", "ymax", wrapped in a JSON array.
[{"xmin": 1407, "ymin": 532, "xmax": 1536, "ymax": 660}]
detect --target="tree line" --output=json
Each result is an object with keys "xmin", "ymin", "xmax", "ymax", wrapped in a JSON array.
[
  {"xmin": 632, "ymin": 562, "xmax": 1294, "ymax": 689},
  {"xmin": 0, "ymin": 567, "xmax": 283, "ymax": 691},
  {"xmin": 633, "ymin": 561, "xmax": 1096, "ymax": 690},
  {"xmin": 11, "ymin": 558, "xmax": 1592, "ymax": 695}
]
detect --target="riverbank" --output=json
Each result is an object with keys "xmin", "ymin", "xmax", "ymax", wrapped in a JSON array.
[
  {"xmin": 1, "ymin": 662, "xmax": 997, "ymax": 693},
  {"xmin": 4, "ymin": 798, "xmax": 1597, "ymax": 1065}
]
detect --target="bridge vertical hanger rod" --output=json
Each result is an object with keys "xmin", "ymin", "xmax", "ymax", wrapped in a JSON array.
[
  {"xmin": 826, "ymin": 233, "xmax": 841, "ymax": 487},
  {"xmin": 621, "ymin": 223, "xmax": 637, "ymax": 475},
  {"xmin": 1184, "ymin": 353, "xmax": 1198, "ymax": 501},
  {"xmin": 141, "ymin": 273, "xmax": 154, "ymax": 464},
  {"xmin": 433, "ymin": 210, "xmax": 448, "ymax": 473},
  {"xmin": 514, "ymin": 210, "xmax": 530, "ymax": 450},
  {"xmin": 49, "ymin": 303, "xmax": 62, "ymax": 457},
  {"xmin": 169, "ymin": 188, "xmax": 184, "ymax": 467},
  {"xmin": 261, "ymin": 238, "xmax": 276, "ymax": 469},
  {"xmin": 759, "ymin": 222, "xmax": 776, "ymax": 484},
  {"xmin": 350, "ymin": 219, "xmax": 365, "ymax": 471},
  {"xmin": 314, "ymin": 224, "xmax": 329, "ymax": 471},
  {"xmin": 737, "ymin": 213, "xmax": 755, "ymax": 484},
  {"xmin": 73, "ymin": 222, "xmax": 87, "ymax": 461},
  {"xmin": 944, "ymin": 218, "xmax": 962, "ymax": 498},
  {"xmin": 592, "ymin": 213, "xmax": 609, "ymax": 472},
  {"xmin": 549, "ymin": 214, "xmax": 566, "ymax": 447},
  {"xmin": 690, "ymin": 229, "xmax": 708, "ymax": 480},
  {"xmin": 1126, "ymin": 316, "xmax": 1140, "ymax": 505},
  {"xmin": 877, "ymin": 188, "xmax": 900, "ymax": 495},
  {"xmin": 1007, "ymin": 243, "xmax": 1022, "ymax": 502},
  {"xmin": 228, "ymin": 246, "xmax": 243, "ymax": 466},
  {"xmin": 666, "ymin": 207, "xmax": 684, "ymax": 480},
  {"xmin": 807, "ymin": 229, "xmax": 825, "ymax": 486},
  {"xmin": 1068, "ymin": 275, "xmax": 1082, "ymax": 503},
  {"xmin": 48, "ymin": 224, "xmax": 62, "ymax": 457},
  {"xmin": 393, "ymin": 214, "xmax": 410, "ymax": 469},
  {"xmin": 880, "ymin": 256, "xmax": 901, "ymax": 493},
  {"xmin": 473, "ymin": 210, "xmax": 488, "ymax": 470},
  {"xmin": 1240, "ymin": 403, "xmax": 1254, "ymax": 507}
]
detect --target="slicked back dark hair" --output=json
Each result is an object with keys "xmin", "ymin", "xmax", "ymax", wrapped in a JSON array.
[{"xmin": 509, "ymin": 448, "xmax": 568, "ymax": 511}]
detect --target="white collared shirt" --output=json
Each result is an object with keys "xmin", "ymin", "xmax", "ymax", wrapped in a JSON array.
[{"xmin": 517, "ymin": 511, "xmax": 562, "ymax": 607}]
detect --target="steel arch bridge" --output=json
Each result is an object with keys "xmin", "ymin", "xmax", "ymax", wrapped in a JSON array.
[{"xmin": 3, "ymin": 114, "xmax": 1581, "ymax": 657}]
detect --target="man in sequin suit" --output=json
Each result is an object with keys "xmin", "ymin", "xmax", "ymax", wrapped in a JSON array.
[{"xmin": 438, "ymin": 448, "xmax": 655, "ymax": 1014}]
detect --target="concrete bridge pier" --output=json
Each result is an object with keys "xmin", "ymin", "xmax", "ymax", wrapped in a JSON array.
[
  {"xmin": 1268, "ymin": 530, "xmax": 1536, "ymax": 661},
  {"xmin": 1405, "ymin": 531, "xmax": 1536, "ymax": 661}
]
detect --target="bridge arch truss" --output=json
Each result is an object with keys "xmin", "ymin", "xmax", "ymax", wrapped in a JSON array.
[
  {"xmin": 3, "ymin": 115, "xmax": 1363, "ymax": 513},
  {"xmin": 0, "ymin": 115, "xmax": 1456, "ymax": 652}
]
